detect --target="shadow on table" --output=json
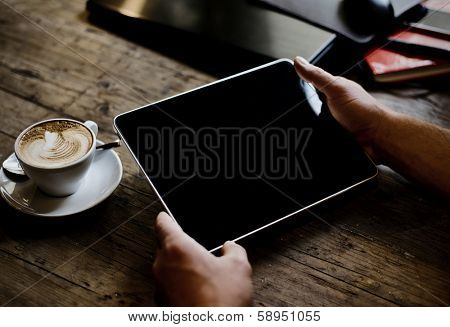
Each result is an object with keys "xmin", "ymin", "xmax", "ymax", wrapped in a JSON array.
[{"xmin": 0, "ymin": 199, "xmax": 108, "ymax": 239}]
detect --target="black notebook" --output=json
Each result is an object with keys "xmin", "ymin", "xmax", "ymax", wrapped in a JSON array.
[
  {"xmin": 256, "ymin": 0, "xmax": 422, "ymax": 43},
  {"xmin": 87, "ymin": 0, "xmax": 336, "ymax": 61}
]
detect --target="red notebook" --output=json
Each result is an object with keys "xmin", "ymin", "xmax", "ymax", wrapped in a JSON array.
[
  {"xmin": 389, "ymin": 30, "xmax": 450, "ymax": 51},
  {"xmin": 365, "ymin": 26, "xmax": 450, "ymax": 83},
  {"xmin": 365, "ymin": 48, "xmax": 450, "ymax": 82}
]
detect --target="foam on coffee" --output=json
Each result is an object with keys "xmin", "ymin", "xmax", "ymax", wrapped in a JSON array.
[{"xmin": 18, "ymin": 120, "xmax": 93, "ymax": 168}]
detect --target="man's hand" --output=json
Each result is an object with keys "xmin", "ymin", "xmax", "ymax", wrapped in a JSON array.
[
  {"xmin": 294, "ymin": 56, "xmax": 387, "ymax": 160},
  {"xmin": 153, "ymin": 212, "xmax": 253, "ymax": 306},
  {"xmin": 294, "ymin": 57, "xmax": 450, "ymax": 196}
]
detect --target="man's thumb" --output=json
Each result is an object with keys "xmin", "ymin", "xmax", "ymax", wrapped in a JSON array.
[
  {"xmin": 155, "ymin": 211, "xmax": 183, "ymax": 243},
  {"xmin": 222, "ymin": 241, "xmax": 248, "ymax": 261},
  {"xmin": 294, "ymin": 56, "xmax": 339, "ymax": 96}
]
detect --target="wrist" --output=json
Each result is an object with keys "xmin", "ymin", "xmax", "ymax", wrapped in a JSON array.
[
  {"xmin": 354, "ymin": 104, "xmax": 392, "ymax": 164},
  {"xmin": 366, "ymin": 105, "xmax": 395, "ymax": 164}
]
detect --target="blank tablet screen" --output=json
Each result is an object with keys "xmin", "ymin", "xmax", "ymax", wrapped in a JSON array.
[{"xmin": 114, "ymin": 60, "xmax": 377, "ymax": 251}]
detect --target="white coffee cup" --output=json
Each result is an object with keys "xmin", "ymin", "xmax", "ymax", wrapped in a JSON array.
[{"xmin": 14, "ymin": 118, "xmax": 98, "ymax": 197}]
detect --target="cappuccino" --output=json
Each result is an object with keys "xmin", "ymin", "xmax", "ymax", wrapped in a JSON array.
[{"xmin": 17, "ymin": 120, "xmax": 93, "ymax": 168}]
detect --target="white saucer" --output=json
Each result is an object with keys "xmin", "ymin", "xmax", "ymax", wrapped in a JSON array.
[{"xmin": 0, "ymin": 141, "xmax": 123, "ymax": 217}]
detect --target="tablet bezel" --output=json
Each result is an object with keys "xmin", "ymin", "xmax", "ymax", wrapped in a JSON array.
[{"xmin": 113, "ymin": 58, "xmax": 378, "ymax": 252}]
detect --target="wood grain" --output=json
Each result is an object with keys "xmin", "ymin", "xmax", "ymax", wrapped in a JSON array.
[{"xmin": 0, "ymin": 0, "xmax": 449, "ymax": 306}]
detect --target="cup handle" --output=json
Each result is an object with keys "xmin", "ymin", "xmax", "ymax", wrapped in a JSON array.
[{"xmin": 84, "ymin": 120, "xmax": 98, "ymax": 136}]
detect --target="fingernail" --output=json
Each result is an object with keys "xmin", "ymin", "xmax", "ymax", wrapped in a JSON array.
[
  {"xmin": 223, "ymin": 240, "xmax": 236, "ymax": 248},
  {"xmin": 295, "ymin": 56, "xmax": 309, "ymax": 65},
  {"xmin": 157, "ymin": 211, "xmax": 168, "ymax": 219}
]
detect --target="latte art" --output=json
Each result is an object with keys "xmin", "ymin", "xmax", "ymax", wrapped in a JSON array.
[{"xmin": 18, "ymin": 121, "xmax": 93, "ymax": 168}]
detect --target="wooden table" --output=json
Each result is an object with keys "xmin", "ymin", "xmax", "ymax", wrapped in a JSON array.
[{"xmin": 0, "ymin": 0, "xmax": 449, "ymax": 306}]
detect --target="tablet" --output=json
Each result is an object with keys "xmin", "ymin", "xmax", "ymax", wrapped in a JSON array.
[{"xmin": 114, "ymin": 59, "xmax": 377, "ymax": 251}]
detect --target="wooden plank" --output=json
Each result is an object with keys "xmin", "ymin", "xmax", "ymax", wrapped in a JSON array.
[
  {"xmin": 371, "ymin": 87, "xmax": 450, "ymax": 128},
  {"xmin": 279, "ymin": 222, "xmax": 450, "ymax": 306},
  {"xmin": 251, "ymin": 248, "xmax": 395, "ymax": 306},
  {"xmin": 0, "ymin": 251, "xmax": 97, "ymax": 306},
  {"xmin": 243, "ymin": 200, "xmax": 450, "ymax": 306},
  {"xmin": 0, "ymin": 0, "xmax": 212, "ymax": 137},
  {"xmin": 325, "ymin": 166, "xmax": 450, "ymax": 274}
]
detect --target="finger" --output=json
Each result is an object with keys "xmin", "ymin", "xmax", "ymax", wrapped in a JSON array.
[
  {"xmin": 222, "ymin": 241, "xmax": 248, "ymax": 261},
  {"xmin": 294, "ymin": 56, "xmax": 341, "ymax": 96},
  {"xmin": 156, "ymin": 212, "xmax": 211, "ymax": 257},
  {"xmin": 155, "ymin": 211, "xmax": 183, "ymax": 244}
]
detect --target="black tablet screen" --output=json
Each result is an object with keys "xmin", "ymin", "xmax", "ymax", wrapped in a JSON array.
[{"xmin": 114, "ymin": 60, "xmax": 377, "ymax": 251}]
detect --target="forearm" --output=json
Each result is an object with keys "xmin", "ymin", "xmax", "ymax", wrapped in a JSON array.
[{"xmin": 373, "ymin": 109, "xmax": 450, "ymax": 197}]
